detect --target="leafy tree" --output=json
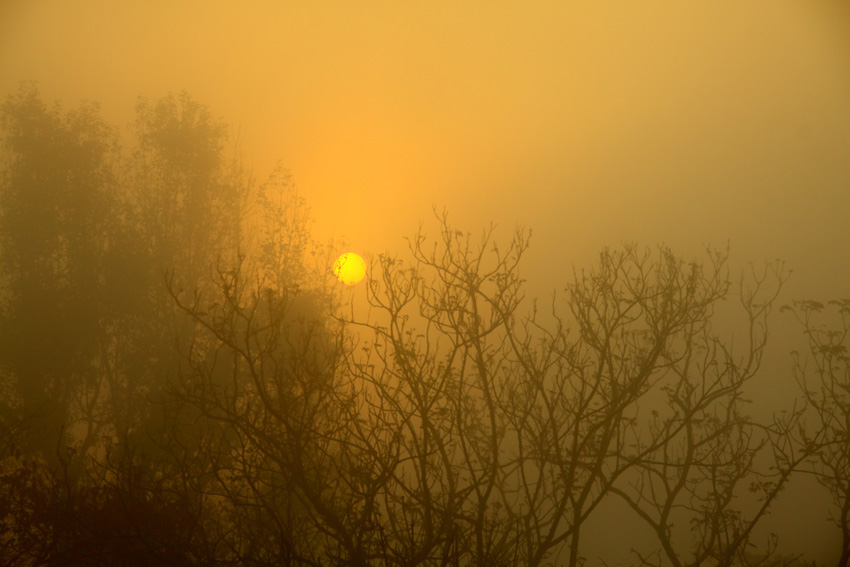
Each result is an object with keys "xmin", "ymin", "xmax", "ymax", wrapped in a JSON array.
[
  {"xmin": 129, "ymin": 92, "xmax": 244, "ymax": 284},
  {"xmin": 0, "ymin": 84, "xmax": 122, "ymax": 463},
  {"xmin": 0, "ymin": 87, "xmax": 256, "ymax": 566},
  {"xmin": 117, "ymin": 91, "xmax": 250, "ymax": 428}
]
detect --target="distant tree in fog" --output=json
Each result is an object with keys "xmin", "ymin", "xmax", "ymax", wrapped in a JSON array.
[
  {"xmin": 0, "ymin": 86, "xmax": 253, "ymax": 566},
  {"xmin": 129, "ymin": 92, "xmax": 245, "ymax": 286},
  {"xmin": 0, "ymin": 84, "xmax": 122, "ymax": 463},
  {"xmin": 161, "ymin": 168, "xmax": 341, "ymax": 564}
]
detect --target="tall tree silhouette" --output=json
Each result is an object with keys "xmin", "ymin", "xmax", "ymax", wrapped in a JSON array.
[
  {"xmin": 0, "ymin": 84, "xmax": 122, "ymax": 461},
  {"xmin": 0, "ymin": 88, "xmax": 254, "ymax": 566},
  {"xmin": 129, "ymin": 92, "xmax": 243, "ymax": 286}
]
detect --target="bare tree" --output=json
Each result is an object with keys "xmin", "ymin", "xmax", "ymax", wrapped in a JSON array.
[
  {"xmin": 500, "ymin": 246, "xmax": 731, "ymax": 567},
  {"xmin": 346, "ymin": 213, "xmax": 530, "ymax": 566},
  {"xmin": 608, "ymin": 259, "xmax": 812, "ymax": 567},
  {"xmin": 787, "ymin": 299, "xmax": 850, "ymax": 567},
  {"xmin": 340, "ymin": 217, "xmax": 807, "ymax": 567}
]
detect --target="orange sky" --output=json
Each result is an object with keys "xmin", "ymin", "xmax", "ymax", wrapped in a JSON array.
[
  {"xmin": 2, "ymin": 1, "xmax": 850, "ymax": 560},
  {"xmin": 3, "ymin": 2, "xmax": 849, "ymax": 299}
]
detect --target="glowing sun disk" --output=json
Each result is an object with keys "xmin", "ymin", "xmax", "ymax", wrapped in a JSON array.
[{"xmin": 333, "ymin": 252, "xmax": 366, "ymax": 285}]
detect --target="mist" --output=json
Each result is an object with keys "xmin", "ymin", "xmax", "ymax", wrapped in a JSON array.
[{"xmin": 1, "ymin": 2, "xmax": 849, "ymax": 565}]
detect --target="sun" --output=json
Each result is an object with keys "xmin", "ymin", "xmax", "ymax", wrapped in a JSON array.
[{"xmin": 333, "ymin": 252, "xmax": 367, "ymax": 285}]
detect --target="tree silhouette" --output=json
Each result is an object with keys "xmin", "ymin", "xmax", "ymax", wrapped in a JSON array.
[
  {"xmin": 0, "ymin": 84, "xmax": 122, "ymax": 466},
  {"xmin": 787, "ymin": 299, "xmax": 850, "ymax": 567},
  {"xmin": 0, "ymin": 87, "xmax": 253, "ymax": 566},
  {"xmin": 0, "ymin": 89, "xmax": 841, "ymax": 566},
  {"xmin": 340, "ymin": 217, "xmax": 804, "ymax": 567},
  {"xmin": 608, "ymin": 260, "xmax": 810, "ymax": 567}
]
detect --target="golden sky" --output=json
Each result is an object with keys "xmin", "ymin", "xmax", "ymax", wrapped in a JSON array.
[
  {"xmin": 2, "ymin": 1, "xmax": 850, "ymax": 559},
  {"xmin": 3, "ymin": 1, "xmax": 849, "ymax": 301}
]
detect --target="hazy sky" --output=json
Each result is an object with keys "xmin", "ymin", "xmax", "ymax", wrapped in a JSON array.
[
  {"xmin": 2, "ymin": 1, "xmax": 850, "ymax": 560},
  {"xmin": 3, "ymin": 1, "xmax": 849, "ymax": 302}
]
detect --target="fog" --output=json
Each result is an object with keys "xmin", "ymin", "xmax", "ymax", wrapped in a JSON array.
[
  {"xmin": 1, "ymin": 1, "xmax": 849, "ymax": 565},
  {"xmin": 4, "ymin": 2, "xmax": 849, "ymax": 282}
]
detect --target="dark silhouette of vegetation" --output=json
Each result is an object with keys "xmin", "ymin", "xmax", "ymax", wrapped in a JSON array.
[
  {"xmin": 0, "ymin": 87, "xmax": 844, "ymax": 566},
  {"xmin": 786, "ymin": 300, "xmax": 850, "ymax": 567}
]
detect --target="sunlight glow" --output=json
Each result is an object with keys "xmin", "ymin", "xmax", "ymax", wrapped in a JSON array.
[{"xmin": 333, "ymin": 252, "xmax": 366, "ymax": 285}]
